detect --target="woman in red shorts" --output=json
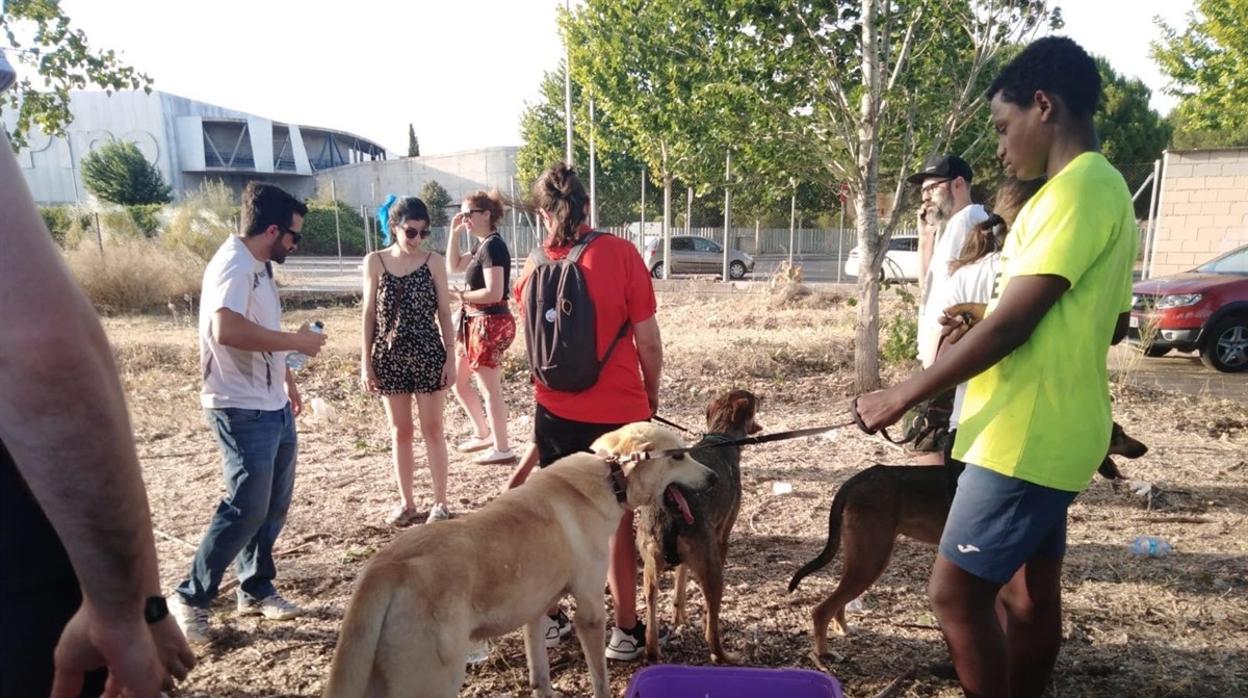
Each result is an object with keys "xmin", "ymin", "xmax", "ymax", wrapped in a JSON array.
[{"xmin": 446, "ymin": 190, "xmax": 516, "ymax": 465}]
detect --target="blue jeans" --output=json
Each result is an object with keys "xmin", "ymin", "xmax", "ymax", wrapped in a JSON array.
[{"xmin": 176, "ymin": 405, "xmax": 296, "ymax": 608}]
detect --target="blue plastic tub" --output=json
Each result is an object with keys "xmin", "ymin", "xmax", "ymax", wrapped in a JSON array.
[{"xmin": 623, "ymin": 665, "xmax": 844, "ymax": 698}]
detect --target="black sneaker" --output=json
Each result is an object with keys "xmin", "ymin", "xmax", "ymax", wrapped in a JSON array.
[{"xmin": 605, "ymin": 620, "xmax": 668, "ymax": 661}]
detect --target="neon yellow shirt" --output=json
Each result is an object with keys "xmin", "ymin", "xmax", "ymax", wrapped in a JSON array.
[{"xmin": 952, "ymin": 152, "xmax": 1137, "ymax": 492}]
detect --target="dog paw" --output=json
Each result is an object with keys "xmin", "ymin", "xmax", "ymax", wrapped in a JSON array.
[{"xmin": 711, "ymin": 650, "xmax": 739, "ymax": 665}]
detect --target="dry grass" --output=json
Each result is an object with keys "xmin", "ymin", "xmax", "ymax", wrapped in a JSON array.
[
  {"xmin": 66, "ymin": 237, "xmax": 204, "ymax": 315},
  {"xmin": 101, "ymin": 288, "xmax": 1248, "ymax": 697}
]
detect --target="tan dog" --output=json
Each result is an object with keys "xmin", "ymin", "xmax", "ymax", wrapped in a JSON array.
[
  {"xmin": 323, "ymin": 423, "xmax": 715, "ymax": 698},
  {"xmin": 789, "ymin": 423, "xmax": 1148, "ymax": 657}
]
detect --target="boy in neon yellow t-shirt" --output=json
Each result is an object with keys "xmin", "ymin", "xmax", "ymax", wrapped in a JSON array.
[{"xmin": 853, "ymin": 37, "xmax": 1136, "ymax": 698}]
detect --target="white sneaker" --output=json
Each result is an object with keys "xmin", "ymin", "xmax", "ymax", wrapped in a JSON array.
[
  {"xmin": 237, "ymin": 592, "xmax": 303, "ymax": 620},
  {"xmin": 456, "ymin": 435, "xmax": 491, "ymax": 453},
  {"xmin": 167, "ymin": 594, "xmax": 210, "ymax": 645},
  {"xmin": 473, "ymin": 448, "xmax": 516, "ymax": 465},
  {"xmin": 605, "ymin": 621, "xmax": 668, "ymax": 661},
  {"xmin": 427, "ymin": 503, "xmax": 451, "ymax": 523},
  {"xmin": 541, "ymin": 610, "xmax": 574, "ymax": 648}
]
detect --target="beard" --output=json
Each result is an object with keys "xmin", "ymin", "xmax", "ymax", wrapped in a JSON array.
[
  {"xmin": 269, "ymin": 238, "xmax": 289, "ymax": 264},
  {"xmin": 928, "ymin": 196, "xmax": 954, "ymax": 224}
]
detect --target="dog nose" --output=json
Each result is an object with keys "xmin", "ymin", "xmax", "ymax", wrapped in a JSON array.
[{"xmin": 705, "ymin": 470, "xmax": 719, "ymax": 487}]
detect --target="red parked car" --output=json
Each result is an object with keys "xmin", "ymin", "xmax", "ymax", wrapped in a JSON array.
[{"xmin": 1129, "ymin": 244, "xmax": 1248, "ymax": 372}]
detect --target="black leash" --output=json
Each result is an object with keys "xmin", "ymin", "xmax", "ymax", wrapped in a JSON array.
[
  {"xmin": 651, "ymin": 414, "xmax": 698, "ymax": 436},
  {"xmin": 617, "ymin": 418, "xmax": 859, "ymax": 464}
]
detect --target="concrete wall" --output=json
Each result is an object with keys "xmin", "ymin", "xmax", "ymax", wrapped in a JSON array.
[
  {"xmin": 10, "ymin": 90, "xmax": 385, "ymax": 204},
  {"xmin": 1150, "ymin": 148, "xmax": 1248, "ymax": 276},
  {"xmin": 311, "ymin": 147, "xmax": 519, "ymax": 213}
]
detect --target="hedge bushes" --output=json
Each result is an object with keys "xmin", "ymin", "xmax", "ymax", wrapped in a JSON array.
[{"xmin": 300, "ymin": 201, "xmax": 366, "ymax": 255}]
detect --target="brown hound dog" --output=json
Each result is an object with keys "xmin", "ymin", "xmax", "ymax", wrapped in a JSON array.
[
  {"xmin": 635, "ymin": 390, "xmax": 762, "ymax": 663},
  {"xmin": 789, "ymin": 422, "xmax": 1148, "ymax": 657}
]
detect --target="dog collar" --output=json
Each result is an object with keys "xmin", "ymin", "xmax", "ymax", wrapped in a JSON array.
[{"xmin": 606, "ymin": 458, "xmax": 628, "ymax": 506}]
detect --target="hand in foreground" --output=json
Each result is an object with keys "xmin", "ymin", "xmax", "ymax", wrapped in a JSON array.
[{"xmin": 52, "ymin": 601, "xmax": 194, "ymax": 698}]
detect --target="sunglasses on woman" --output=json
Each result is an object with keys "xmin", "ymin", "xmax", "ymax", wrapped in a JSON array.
[{"xmin": 403, "ymin": 226, "xmax": 429, "ymax": 239}]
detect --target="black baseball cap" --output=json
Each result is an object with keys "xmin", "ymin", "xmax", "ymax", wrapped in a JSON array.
[{"xmin": 906, "ymin": 155, "xmax": 974, "ymax": 185}]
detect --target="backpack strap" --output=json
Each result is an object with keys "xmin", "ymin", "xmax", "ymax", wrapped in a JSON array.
[
  {"xmin": 566, "ymin": 231, "xmax": 603, "ymax": 264},
  {"xmin": 598, "ymin": 319, "xmax": 632, "ymax": 367}
]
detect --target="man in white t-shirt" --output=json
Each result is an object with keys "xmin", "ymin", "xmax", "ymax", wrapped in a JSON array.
[
  {"xmin": 907, "ymin": 155, "xmax": 989, "ymax": 367},
  {"xmin": 167, "ymin": 182, "xmax": 327, "ymax": 645}
]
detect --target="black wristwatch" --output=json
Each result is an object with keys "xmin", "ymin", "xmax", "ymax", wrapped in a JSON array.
[{"xmin": 144, "ymin": 596, "xmax": 169, "ymax": 624}]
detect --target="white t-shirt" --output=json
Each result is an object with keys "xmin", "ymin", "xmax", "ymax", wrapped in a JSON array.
[
  {"xmin": 918, "ymin": 203, "xmax": 989, "ymax": 366},
  {"xmin": 199, "ymin": 235, "xmax": 289, "ymax": 411},
  {"xmin": 946, "ymin": 252, "xmax": 1001, "ymax": 430}
]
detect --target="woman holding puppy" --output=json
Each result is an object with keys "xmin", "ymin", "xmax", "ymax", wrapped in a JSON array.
[{"xmin": 361, "ymin": 197, "xmax": 456, "ymax": 526}]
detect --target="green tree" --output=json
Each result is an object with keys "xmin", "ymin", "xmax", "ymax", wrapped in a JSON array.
[
  {"xmin": 1152, "ymin": 0, "xmax": 1248, "ymax": 148},
  {"xmin": 80, "ymin": 140, "xmax": 172, "ymax": 205},
  {"xmin": 1, "ymin": 0, "xmax": 152, "ymax": 148},
  {"xmin": 1095, "ymin": 57, "xmax": 1173, "ymax": 166},
  {"xmin": 407, "ymin": 123, "xmax": 420, "ymax": 157},
  {"xmin": 744, "ymin": 0, "xmax": 1058, "ymax": 389},
  {"xmin": 563, "ymin": 0, "xmax": 742, "ymax": 277},
  {"xmin": 420, "ymin": 179, "xmax": 451, "ymax": 227},
  {"xmin": 516, "ymin": 63, "xmax": 647, "ymax": 227}
]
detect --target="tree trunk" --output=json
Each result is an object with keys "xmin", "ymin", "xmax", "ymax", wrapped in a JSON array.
[{"xmin": 854, "ymin": 0, "xmax": 883, "ymax": 392}]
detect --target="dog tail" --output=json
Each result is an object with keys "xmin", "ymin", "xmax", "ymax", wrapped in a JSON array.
[
  {"xmin": 322, "ymin": 566, "xmax": 394, "ymax": 698},
  {"xmin": 787, "ymin": 481, "xmax": 851, "ymax": 592}
]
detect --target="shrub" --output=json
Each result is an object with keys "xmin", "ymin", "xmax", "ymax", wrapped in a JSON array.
[
  {"xmin": 40, "ymin": 205, "xmax": 92, "ymax": 247},
  {"xmin": 65, "ymin": 236, "xmax": 204, "ymax": 315},
  {"xmin": 881, "ymin": 312, "xmax": 918, "ymax": 364},
  {"xmin": 162, "ymin": 182, "xmax": 238, "ymax": 261},
  {"xmin": 301, "ymin": 201, "xmax": 366, "ymax": 255},
  {"xmin": 80, "ymin": 141, "xmax": 173, "ymax": 205},
  {"xmin": 125, "ymin": 204, "xmax": 164, "ymax": 237}
]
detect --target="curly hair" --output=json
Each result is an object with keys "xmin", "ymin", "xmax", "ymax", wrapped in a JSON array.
[
  {"xmin": 533, "ymin": 163, "xmax": 588, "ymax": 247},
  {"xmin": 985, "ymin": 37, "xmax": 1101, "ymax": 117},
  {"xmin": 463, "ymin": 190, "xmax": 506, "ymax": 230}
]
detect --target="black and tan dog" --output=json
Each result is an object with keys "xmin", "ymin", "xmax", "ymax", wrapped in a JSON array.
[
  {"xmin": 789, "ymin": 423, "xmax": 1148, "ymax": 657},
  {"xmin": 635, "ymin": 390, "xmax": 762, "ymax": 663}
]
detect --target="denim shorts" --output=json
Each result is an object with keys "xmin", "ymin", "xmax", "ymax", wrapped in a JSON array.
[{"xmin": 938, "ymin": 464, "xmax": 1079, "ymax": 584}]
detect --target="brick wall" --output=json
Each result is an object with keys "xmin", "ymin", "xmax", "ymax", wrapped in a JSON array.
[{"xmin": 1149, "ymin": 148, "xmax": 1248, "ymax": 276}]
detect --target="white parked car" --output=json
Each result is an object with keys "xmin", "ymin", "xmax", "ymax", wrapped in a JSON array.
[{"xmin": 843, "ymin": 235, "xmax": 920, "ymax": 281}]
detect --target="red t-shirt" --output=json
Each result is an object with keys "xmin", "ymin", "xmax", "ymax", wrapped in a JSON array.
[{"xmin": 514, "ymin": 228, "xmax": 657, "ymax": 424}]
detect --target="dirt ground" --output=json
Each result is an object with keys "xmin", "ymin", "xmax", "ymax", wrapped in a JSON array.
[{"xmin": 107, "ymin": 284, "xmax": 1248, "ymax": 697}]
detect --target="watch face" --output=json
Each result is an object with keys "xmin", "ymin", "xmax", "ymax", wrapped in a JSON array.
[{"xmin": 144, "ymin": 596, "xmax": 169, "ymax": 624}]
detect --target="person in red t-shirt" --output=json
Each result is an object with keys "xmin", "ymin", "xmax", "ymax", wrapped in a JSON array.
[{"xmin": 513, "ymin": 163, "xmax": 664, "ymax": 661}]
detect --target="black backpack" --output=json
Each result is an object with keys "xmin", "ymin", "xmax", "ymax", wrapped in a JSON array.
[{"xmin": 522, "ymin": 231, "xmax": 630, "ymax": 392}]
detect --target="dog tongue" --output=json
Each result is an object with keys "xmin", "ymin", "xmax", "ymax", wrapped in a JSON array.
[{"xmin": 666, "ymin": 485, "xmax": 694, "ymax": 525}]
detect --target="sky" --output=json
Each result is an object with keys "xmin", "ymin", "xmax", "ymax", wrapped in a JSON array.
[{"xmin": 36, "ymin": 0, "xmax": 1196, "ymax": 156}]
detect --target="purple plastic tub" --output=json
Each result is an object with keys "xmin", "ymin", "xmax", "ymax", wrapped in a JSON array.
[{"xmin": 623, "ymin": 665, "xmax": 844, "ymax": 698}]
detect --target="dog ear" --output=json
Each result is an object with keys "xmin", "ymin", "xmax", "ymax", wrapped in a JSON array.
[
  {"xmin": 706, "ymin": 397, "xmax": 723, "ymax": 428},
  {"xmin": 731, "ymin": 396, "xmax": 752, "ymax": 428},
  {"xmin": 591, "ymin": 430, "xmax": 623, "ymax": 456}
]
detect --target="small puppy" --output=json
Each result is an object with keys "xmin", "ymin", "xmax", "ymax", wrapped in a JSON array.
[
  {"xmin": 635, "ymin": 390, "xmax": 762, "ymax": 663},
  {"xmin": 789, "ymin": 423, "xmax": 1148, "ymax": 657},
  {"xmin": 322, "ymin": 423, "xmax": 715, "ymax": 698}
]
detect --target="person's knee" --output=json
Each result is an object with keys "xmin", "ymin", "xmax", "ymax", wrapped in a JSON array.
[
  {"xmin": 390, "ymin": 421, "xmax": 415, "ymax": 443},
  {"xmin": 419, "ymin": 416, "xmax": 443, "ymax": 442}
]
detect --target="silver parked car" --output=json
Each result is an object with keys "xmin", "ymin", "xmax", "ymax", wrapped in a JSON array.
[{"xmin": 642, "ymin": 235, "xmax": 755, "ymax": 280}]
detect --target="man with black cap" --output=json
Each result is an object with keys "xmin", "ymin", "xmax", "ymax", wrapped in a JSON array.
[{"xmin": 907, "ymin": 155, "xmax": 989, "ymax": 367}]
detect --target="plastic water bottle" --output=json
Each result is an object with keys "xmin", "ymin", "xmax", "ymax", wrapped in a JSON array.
[
  {"xmin": 286, "ymin": 321, "xmax": 323, "ymax": 371},
  {"xmin": 1130, "ymin": 536, "xmax": 1173, "ymax": 558}
]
